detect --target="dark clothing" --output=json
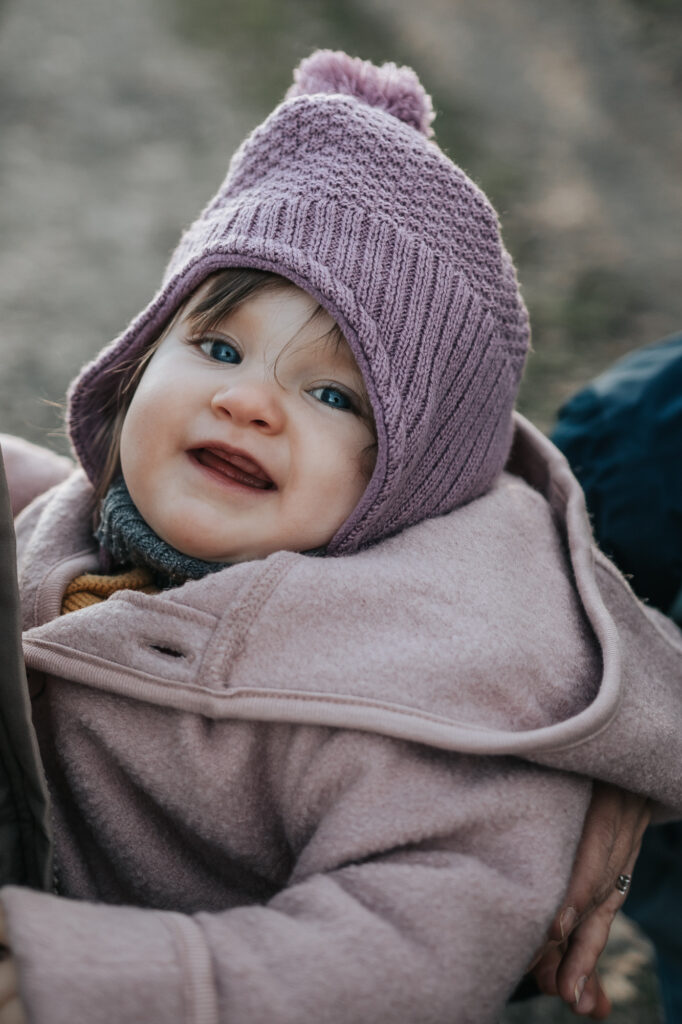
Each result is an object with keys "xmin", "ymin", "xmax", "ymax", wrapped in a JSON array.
[
  {"xmin": 553, "ymin": 330, "xmax": 682, "ymax": 621},
  {"xmin": 553, "ymin": 332, "xmax": 682, "ymax": 1021},
  {"xmin": 0, "ymin": 451, "xmax": 51, "ymax": 890}
]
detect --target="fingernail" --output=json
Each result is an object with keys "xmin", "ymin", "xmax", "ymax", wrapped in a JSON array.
[
  {"xmin": 577, "ymin": 984, "xmax": 596, "ymax": 1015},
  {"xmin": 560, "ymin": 906, "xmax": 578, "ymax": 939},
  {"xmin": 574, "ymin": 976, "xmax": 587, "ymax": 1007}
]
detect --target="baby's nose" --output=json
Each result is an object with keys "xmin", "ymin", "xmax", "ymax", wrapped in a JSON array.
[{"xmin": 210, "ymin": 380, "xmax": 285, "ymax": 433}]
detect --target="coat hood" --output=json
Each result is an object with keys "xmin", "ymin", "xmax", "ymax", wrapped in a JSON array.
[
  {"xmin": 66, "ymin": 50, "xmax": 529, "ymax": 556},
  {"xmin": 18, "ymin": 415, "xmax": 682, "ymax": 818}
]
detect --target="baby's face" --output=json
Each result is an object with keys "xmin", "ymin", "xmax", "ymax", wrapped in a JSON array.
[{"xmin": 119, "ymin": 283, "xmax": 375, "ymax": 562}]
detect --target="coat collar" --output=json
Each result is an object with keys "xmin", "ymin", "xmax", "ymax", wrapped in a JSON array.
[
  {"xmin": 18, "ymin": 414, "xmax": 682, "ymax": 815},
  {"xmin": 17, "ymin": 414, "xmax": 605, "ymax": 738}
]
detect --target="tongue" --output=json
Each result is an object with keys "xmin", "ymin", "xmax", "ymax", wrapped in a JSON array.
[{"xmin": 198, "ymin": 448, "xmax": 273, "ymax": 489}]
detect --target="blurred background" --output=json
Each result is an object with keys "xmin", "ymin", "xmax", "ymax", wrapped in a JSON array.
[{"xmin": 1, "ymin": 0, "xmax": 680, "ymax": 1018}]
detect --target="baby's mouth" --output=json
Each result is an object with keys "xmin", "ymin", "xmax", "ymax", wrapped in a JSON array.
[{"xmin": 190, "ymin": 447, "xmax": 276, "ymax": 490}]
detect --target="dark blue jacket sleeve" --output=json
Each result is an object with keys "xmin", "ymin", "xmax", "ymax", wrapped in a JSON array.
[{"xmin": 552, "ymin": 331, "xmax": 682, "ymax": 619}]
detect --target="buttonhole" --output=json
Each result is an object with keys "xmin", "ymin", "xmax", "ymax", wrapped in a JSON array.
[{"xmin": 149, "ymin": 643, "xmax": 185, "ymax": 659}]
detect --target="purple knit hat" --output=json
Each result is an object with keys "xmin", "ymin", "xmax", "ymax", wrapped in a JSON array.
[{"xmin": 68, "ymin": 50, "xmax": 530, "ymax": 555}]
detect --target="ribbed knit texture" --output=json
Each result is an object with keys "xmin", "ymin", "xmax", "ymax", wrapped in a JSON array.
[
  {"xmin": 95, "ymin": 476, "xmax": 231, "ymax": 584},
  {"xmin": 61, "ymin": 568, "xmax": 157, "ymax": 614},
  {"xmin": 67, "ymin": 49, "xmax": 530, "ymax": 555}
]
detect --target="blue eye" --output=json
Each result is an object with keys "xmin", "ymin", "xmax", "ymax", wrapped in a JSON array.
[
  {"xmin": 310, "ymin": 386, "xmax": 354, "ymax": 411},
  {"xmin": 199, "ymin": 338, "xmax": 241, "ymax": 364}
]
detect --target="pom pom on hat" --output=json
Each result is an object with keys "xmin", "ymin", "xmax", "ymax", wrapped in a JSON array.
[
  {"xmin": 286, "ymin": 49, "xmax": 436, "ymax": 137},
  {"xmin": 69, "ymin": 47, "xmax": 528, "ymax": 556}
]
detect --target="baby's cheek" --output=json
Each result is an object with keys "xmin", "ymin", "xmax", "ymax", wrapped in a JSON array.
[
  {"xmin": 119, "ymin": 410, "xmax": 142, "ymax": 480},
  {"xmin": 119, "ymin": 404, "xmax": 159, "ymax": 506}
]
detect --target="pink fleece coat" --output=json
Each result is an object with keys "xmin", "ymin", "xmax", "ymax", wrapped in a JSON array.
[{"xmin": 2, "ymin": 418, "xmax": 682, "ymax": 1024}]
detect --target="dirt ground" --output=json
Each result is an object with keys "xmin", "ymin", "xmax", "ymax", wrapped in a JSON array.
[{"xmin": 2, "ymin": 0, "xmax": 680, "ymax": 1018}]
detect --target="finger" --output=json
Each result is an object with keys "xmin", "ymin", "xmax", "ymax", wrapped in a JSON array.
[
  {"xmin": 567, "ymin": 786, "xmax": 647, "ymax": 915},
  {"xmin": 571, "ymin": 970, "xmax": 611, "ymax": 1019},
  {"xmin": 0, "ymin": 960, "xmax": 17, "ymax": 1007},
  {"xmin": 526, "ymin": 936, "xmax": 557, "ymax": 973},
  {"xmin": 531, "ymin": 942, "xmax": 564, "ymax": 996},
  {"xmin": 0, "ymin": 996, "xmax": 27, "ymax": 1024},
  {"xmin": 556, "ymin": 897, "xmax": 618, "ymax": 1002},
  {"xmin": 556, "ymin": 846, "xmax": 638, "ymax": 1007},
  {"xmin": 548, "ymin": 785, "xmax": 650, "ymax": 943}
]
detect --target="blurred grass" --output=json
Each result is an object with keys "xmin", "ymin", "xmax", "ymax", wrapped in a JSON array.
[
  {"xmin": 522, "ymin": 266, "xmax": 652, "ymax": 424},
  {"xmin": 171, "ymin": 0, "xmax": 488, "ymax": 185}
]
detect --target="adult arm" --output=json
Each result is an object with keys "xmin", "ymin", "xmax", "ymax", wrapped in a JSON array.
[
  {"xmin": 532, "ymin": 782, "xmax": 650, "ymax": 1017},
  {"xmin": 0, "ymin": 436, "xmax": 73, "ymax": 518},
  {"xmin": 0, "ymin": 729, "xmax": 590, "ymax": 1024}
]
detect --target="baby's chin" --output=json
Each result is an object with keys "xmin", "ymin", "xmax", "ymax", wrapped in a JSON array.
[
  {"xmin": 144, "ymin": 505, "xmax": 340, "ymax": 564},
  {"xmin": 159, "ymin": 532, "xmax": 253, "ymax": 564},
  {"xmin": 153, "ymin": 523, "xmax": 274, "ymax": 565},
  {"xmin": 158, "ymin": 529, "xmax": 326, "ymax": 565}
]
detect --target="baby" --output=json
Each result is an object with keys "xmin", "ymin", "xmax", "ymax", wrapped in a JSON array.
[
  {"xmin": 2, "ymin": 49, "xmax": 682, "ymax": 1024},
  {"xmin": 104, "ymin": 272, "xmax": 376, "ymax": 570}
]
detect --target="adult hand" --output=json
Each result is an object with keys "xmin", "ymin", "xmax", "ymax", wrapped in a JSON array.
[
  {"xmin": 530, "ymin": 781, "xmax": 651, "ymax": 1018},
  {"xmin": 0, "ymin": 908, "xmax": 26, "ymax": 1024}
]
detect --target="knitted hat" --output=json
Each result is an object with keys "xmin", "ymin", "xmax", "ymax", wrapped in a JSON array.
[{"xmin": 68, "ymin": 50, "xmax": 530, "ymax": 555}]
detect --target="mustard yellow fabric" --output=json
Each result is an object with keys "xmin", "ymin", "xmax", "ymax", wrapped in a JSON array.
[{"xmin": 61, "ymin": 567, "xmax": 158, "ymax": 614}]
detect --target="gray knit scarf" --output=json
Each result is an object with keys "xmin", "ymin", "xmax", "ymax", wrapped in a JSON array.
[{"xmin": 95, "ymin": 477, "xmax": 230, "ymax": 586}]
